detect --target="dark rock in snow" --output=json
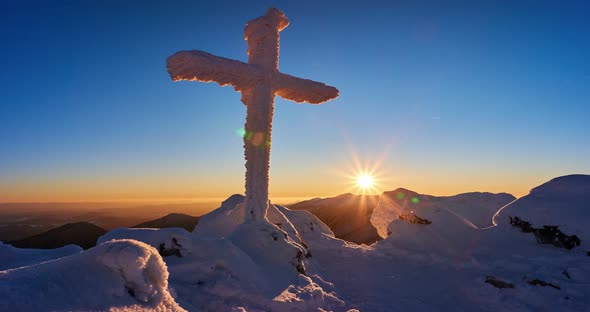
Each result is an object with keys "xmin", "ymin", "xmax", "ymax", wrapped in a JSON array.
[
  {"xmin": 485, "ymin": 276, "xmax": 514, "ymax": 289},
  {"xmin": 528, "ymin": 279, "xmax": 561, "ymax": 290},
  {"xmin": 533, "ymin": 225, "xmax": 580, "ymax": 250},
  {"xmin": 509, "ymin": 216, "xmax": 534, "ymax": 233},
  {"xmin": 158, "ymin": 237, "xmax": 183, "ymax": 258},
  {"xmin": 509, "ymin": 216, "xmax": 581, "ymax": 250},
  {"xmin": 399, "ymin": 212, "xmax": 432, "ymax": 225}
]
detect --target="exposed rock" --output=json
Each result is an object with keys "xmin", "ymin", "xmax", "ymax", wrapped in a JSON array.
[
  {"xmin": 528, "ymin": 279, "xmax": 560, "ymax": 290},
  {"xmin": 485, "ymin": 276, "xmax": 514, "ymax": 289},
  {"xmin": 533, "ymin": 225, "xmax": 580, "ymax": 250},
  {"xmin": 509, "ymin": 216, "xmax": 581, "ymax": 250},
  {"xmin": 399, "ymin": 212, "xmax": 432, "ymax": 225},
  {"xmin": 158, "ymin": 237, "xmax": 183, "ymax": 258},
  {"xmin": 509, "ymin": 216, "xmax": 534, "ymax": 233}
]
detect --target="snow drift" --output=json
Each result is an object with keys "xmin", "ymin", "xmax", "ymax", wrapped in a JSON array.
[
  {"xmin": 2, "ymin": 175, "xmax": 589, "ymax": 311},
  {"xmin": 99, "ymin": 228, "xmax": 193, "ymax": 258},
  {"xmin": 0, "ymin": 239, "xmax": 185, "ymax": 312},
  {"xmin": 97, "ymin": 195, "xmax": 345, "ymax": 311},
  {"xmin": 371, "ymin": 188, "xmax": 515, "ymax": 238},
  {"xmin": 0, "ymin": 242, "xmax": 81, "ymax": 271},
  {"xmin": 495, "ymin": 174, "xmax": 590, "ymax": 248}
]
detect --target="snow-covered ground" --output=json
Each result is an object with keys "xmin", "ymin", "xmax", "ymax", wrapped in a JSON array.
[
  {"xmin": 0, "ymin": 239, "xmax": 185, "ymax": 311},
  {"xmin": 370, "ymin": 189, "xmax": 515, "ymax": 238},
  {"xmin": 494, "ymin": 174, "xmax": 590, "ymax": 246},
  {"xmin": 1, "ymin": 175, "xmax": 589, "ymax": 311},
  {"xmin": 0, "ymin": 242, "xmax": 81, "ymax": 271}
]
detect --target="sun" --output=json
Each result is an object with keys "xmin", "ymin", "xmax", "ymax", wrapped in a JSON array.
[
  {"xmin": 356, "ymin": 174, "xmax": 375, "ymax": 189},
  {"xmin": 338, "ymin": 145, "xmax": 388, "ymax": 195}
]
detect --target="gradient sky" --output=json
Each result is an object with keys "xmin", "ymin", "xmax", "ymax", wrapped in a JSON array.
[{"xmin": 1, "ymin": 0, "xmax": 589, "ymax": 202}]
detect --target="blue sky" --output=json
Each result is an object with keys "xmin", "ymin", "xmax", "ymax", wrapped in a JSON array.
[{"xmin": 1, "ymin": 0, "xmax": 589, "ymax": 201}]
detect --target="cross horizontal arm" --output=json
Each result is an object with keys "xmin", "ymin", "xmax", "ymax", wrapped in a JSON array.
[
  {"xmin": 167, "ymin": 50, "xmax": 263, "ymax": 91},
  {"xmin": 274, "ymin": 73, "xmax": 339, "ymax": 104}
]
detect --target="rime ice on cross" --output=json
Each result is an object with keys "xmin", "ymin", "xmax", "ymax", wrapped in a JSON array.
[{"xmin": 167, "ymin": 8, "xmax": 339, "ymax": 222}]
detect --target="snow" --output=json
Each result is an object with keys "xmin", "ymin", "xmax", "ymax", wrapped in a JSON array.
[
  {"xmin": 0, "ymin": 242, "xmax": 81, "ymax": 271},
  {"xmin": 167, "ymin": 50, "xmax": 262, "ymax": 92},
  {"xmin": 494, "ymin": 174, "xmax": 590, "ymax": 246},
  {"xmin": 1, "ymin": 175, "xmax": 589, "ymax": 311},
  {"xmin": 4, "ymin": 4, "xmax": 588, "ymax": 309},
  {"xmin": 98, "ymin": 228, "xmax": 193, "ymax": 257},
  {"xmin": 370, "ymin": 188, "xmax": 515, "ymax": 238},
  {"xmin": 0, "ymin": 239, "xmax": 185, "ymax": 311},
  {"xmin": 314, "ymin": 176, "xmax": 590, "ymax": 311},
  {"xmin": 84, "ymin": 195, "xmax": 344, "ymax": 311}
]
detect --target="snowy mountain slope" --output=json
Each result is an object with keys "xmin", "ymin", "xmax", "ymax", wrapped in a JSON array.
[
  {"xmin": 0, "ymin": 239, "xmax": 185, "ymax": 312},
  {"xmin": 132, "ymin": 213, "xmax": 200, "ymax": 232},
  {"xmin": 0, "ymin": 242, "xmax": 82, "ymax": 271},
  {"xmin": 300, "ymin": 179, "xmax": 590, "ymax": 311},
  {"xmin": 2, "ymin": 176, "xmax": 588, "ymax": 311},
  {"xmin": 494, "ymin": 174, "xmax": 590, "ymax": 248},
  {"xmin": 98, "ymin": 228, "xmax": 193, "ymax": 257},
  {"xmin": 194, "ymin": 194, "xmax": 329, "ymax": 248},
  {"xmin": 99, "ymin": 196, "xmax": 346, "ymax": 311},
  {"xmin": 370, "ymin": 188, "xmax": 515, "ymax": 238},
  {"xmin": 289, "ymin": 193, "xmax": 381, "ymax": 244},
  {"xmin": 303, "ymin": 225, "xmax": 590, "ymax": 312}
]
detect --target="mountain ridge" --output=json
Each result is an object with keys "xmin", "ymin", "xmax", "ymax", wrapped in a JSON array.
[{"xmin": 7, "ymin": 222, "xmax": 106, "ymax": 250}]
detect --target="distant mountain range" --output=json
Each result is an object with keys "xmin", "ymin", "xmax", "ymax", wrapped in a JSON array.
[
  {"xmin": 288, "ymin": 193, "xmax": 381, "ymax": 244},
  {"xmin": 4, "ymin": 213, "xmax": 201, "ymax": 250},
  {"xmin": 7, "ymin": 222, "xmax": 106, "ymax": 250},
  {"xmin": 3, "ymin": 188, "xmax": 517, "ymax": 249},
  {"xmin": 132, "ymin": 213, "xmax": 200, "ymax": 232},
  {"xmin": 288, "ymin": 189, "xmax": 515, "ymax": 244}
]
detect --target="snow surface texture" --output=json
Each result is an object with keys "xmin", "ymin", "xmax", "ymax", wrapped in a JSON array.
[
  {"xmin": 2, "ymin": 175, "xmax": 589, "ymax": 311},
  {"xmin": 116, "ymin": 195, "xmax": 345, "ymax": 311},
  {"xmin": 98, "ymin": 228, "xmax": 193, "ymax": 257},
  {"xmin": 370, "ymin": 189, "xmax": 515, "ymax": 238},
  {"xmin": 0, "ymin": 239, "xmax": 185, "ymax": 312},
  {"xmin": 167, "ymin": 8, "xmax": 338, "ymax": 222},
  {"xmin": 306, "ymin": 176, "xmax": 589, "ymax": 311},
  {"xmin": 494, "ymin": 174, "xmax": 590, "ymax": 246},
  {"xmin": 0, "ymin": 242, "xmax": 81, "ymax": 271}
]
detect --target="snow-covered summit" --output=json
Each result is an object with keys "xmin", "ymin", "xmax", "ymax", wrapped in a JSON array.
[
  {"xmin": 371, "ymin": 188, "xmax": 515, "ymax": 238},
  {"xmin": 2, "ymin": 176, "xmax": 589, "ymax": 311},
  {"xmin": 91, "ymin": 195, "xmax": 346, "ymax": 311},
  {"xmin": 495, "ymin": 174, "xmax": 590, "ymax": 248},
  {"xmin": 530, "ymin": 174, "xmax": 590, "ymax": 197}
]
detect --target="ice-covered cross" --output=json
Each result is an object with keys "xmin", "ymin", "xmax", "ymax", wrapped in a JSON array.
[{"xmin": 167, "ymin": 8, "xmax": 339, "ymax": 222}]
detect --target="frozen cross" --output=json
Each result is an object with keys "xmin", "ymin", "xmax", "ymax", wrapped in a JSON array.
[{"xmin": 167, "ymin": 8, "xmax": 339, "ymax": 222}]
